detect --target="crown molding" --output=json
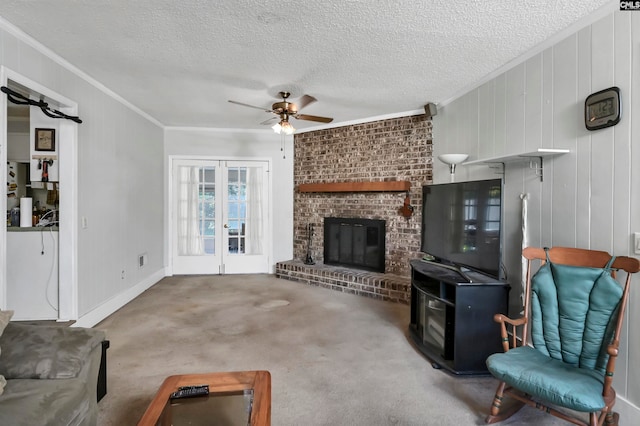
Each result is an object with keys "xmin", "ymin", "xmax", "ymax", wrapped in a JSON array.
[
  {"xmin": 0, "ymin": 15, "xmax": 164, "ymax": 128},
  {"xmin": 164, "ymin": 126, "xmax": 272, "ymax": 134},
  {"xmin": 295, "ymin": 109, "xmax": 424, "ymax": 134}
]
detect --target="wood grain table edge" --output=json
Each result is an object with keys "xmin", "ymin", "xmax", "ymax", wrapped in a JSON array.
[{"xmin": 137, "ymin": 370, "xmax": 271, "ymax": 426}]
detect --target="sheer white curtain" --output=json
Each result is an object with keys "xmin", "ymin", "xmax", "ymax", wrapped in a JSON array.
[
  {"xmin": 177, "ymin": 166, "xmax": 204, "ymax": 256},
  {"xmin": 245, "ymin": 167, "xmax": 263, "ymax": 255}
]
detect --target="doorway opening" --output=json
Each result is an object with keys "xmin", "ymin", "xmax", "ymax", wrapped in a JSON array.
[{"xmin": 0, "ymin": 67, "xmax": 79, "ymax": 321}]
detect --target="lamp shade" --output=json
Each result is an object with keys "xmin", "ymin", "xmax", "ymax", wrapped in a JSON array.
[
  {"xmin": 437, "ymin": 153, "xmax": 468, "ymax": 182},
  {"xmin": 437, "ymin": 154, "xmax": 468, "ymax": 165}
]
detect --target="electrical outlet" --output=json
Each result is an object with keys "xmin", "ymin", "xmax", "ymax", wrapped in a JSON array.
[
  {"xmin": 634, "ymin": 232, "xmax": 640, "ymax": 255},
  {"xmin": 81, "ymin": 216, "xmax": 88, "ymax": 229}
]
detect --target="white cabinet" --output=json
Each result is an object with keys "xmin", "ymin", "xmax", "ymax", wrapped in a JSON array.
[{"xmin": 6, "ymin": 230, "xmax": 59, "ymax": 320}]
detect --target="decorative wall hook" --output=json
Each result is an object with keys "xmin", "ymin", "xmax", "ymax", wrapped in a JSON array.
[{"xmin": 398, "ymin": 191, "xmax": 414, "ymax": 219}]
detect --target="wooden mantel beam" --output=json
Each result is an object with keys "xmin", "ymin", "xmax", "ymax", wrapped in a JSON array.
[{"xmin": 297, "ymin": 181, "xmax": 410, "ymax": 193}]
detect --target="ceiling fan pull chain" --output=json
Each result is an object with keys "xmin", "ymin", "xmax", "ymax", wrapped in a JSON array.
[{"xmin": 281, "ymin": 133, "xmax": 286, "ymax": 159}]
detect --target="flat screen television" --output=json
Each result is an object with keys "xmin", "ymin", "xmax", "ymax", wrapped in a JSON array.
[{"xmin": 421, "ymin": 178, "xmax": 503, "ymax": 279}]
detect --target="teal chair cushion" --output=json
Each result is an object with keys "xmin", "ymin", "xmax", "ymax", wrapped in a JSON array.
[
  {"xmin": 486, "ymin": 346, "xmax": 606, "ymax": 412},
  {"xmin": 530, "ymin": 259, "xmax": 622, "ymax": 373}
]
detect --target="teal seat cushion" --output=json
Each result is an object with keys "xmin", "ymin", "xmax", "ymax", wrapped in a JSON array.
[{"xmin": 486, "ymin": 346, "xmax": 606, "ymax": 412}]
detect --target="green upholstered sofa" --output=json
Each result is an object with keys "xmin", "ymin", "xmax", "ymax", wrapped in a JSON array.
[{"xmin": 0, "ymin": 322, "xmax": 106, "ymax": 425}]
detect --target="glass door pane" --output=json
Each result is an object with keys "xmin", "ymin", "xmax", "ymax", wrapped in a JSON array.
[
  {"xmin": 201, "ymin": 167, "xmax": 217, "ymax": 254},
  {"xmin": 226, "ymin": 167, "xmax": 246, "ymax": 254}
]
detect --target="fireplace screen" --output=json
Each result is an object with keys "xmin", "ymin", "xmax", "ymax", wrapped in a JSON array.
[{"xmin": 323, "ymin": 217, "xmax": 386, "ymax": 272}]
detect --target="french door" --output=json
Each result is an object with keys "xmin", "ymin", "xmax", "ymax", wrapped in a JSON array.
[{"xmin": 172, "ymin": 159, "xmax": 270, "ymax": 274}]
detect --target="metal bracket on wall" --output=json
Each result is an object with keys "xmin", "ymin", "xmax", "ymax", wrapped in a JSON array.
[
  {"xmin": 529, "ymin": 157, "xmax": 544, "ymax": 182},
  {"xmin": 487, "ymin": 162, "xmax": 505, "ymax": 180}
]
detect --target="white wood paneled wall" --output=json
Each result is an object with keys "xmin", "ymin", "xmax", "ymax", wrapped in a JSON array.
[{"xmin": 433, "ymin": 10, "xmax": 640, "ymax": 416}]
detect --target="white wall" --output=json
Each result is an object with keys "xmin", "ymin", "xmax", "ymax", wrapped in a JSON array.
[
  {"xmin": 164, "ymin": 128, "xmax": 294, "ymax": 271},
  {"xmin": 7, "ymin": 132, "xmax": 28, "ymax": 161},
  {"xmin": 433, "ymin": 10, "xmax": 640, "ymax": 418},
  {"xmin": 0, "ymin": 19, "xmax": 165, "ymax": 323}
]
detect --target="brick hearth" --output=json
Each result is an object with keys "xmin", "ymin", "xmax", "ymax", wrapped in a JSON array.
[{"xmin": 275, "ymin": 260, "xmax": 411, "ymax": 304}]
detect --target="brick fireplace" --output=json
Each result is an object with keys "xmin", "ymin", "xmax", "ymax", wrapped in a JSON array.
[{"xmin": 275, "ymin": 115, "xmax": 433, "ymax": 304}]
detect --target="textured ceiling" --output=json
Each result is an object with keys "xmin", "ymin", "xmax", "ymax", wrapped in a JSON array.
[{"xmin": 0, "ymin": 0, "xmax": 613, "ymax": 131}]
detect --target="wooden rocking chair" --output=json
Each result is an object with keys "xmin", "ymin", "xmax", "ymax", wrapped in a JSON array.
[{"xmin": 485, "ymin": 246, "xmax": 640, "ymax": 426}]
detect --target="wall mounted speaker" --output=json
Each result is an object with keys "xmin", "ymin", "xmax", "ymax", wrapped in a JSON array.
[{"xmin": 424, "ymin": 102, "xmax": 437, "ymax": 118}]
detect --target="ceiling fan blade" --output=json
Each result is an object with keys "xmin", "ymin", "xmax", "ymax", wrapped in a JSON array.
[
  {"xmin": 260, "ymin": 116, "xmax": 278, "ymax": 125},
  {"xmin": 295, "ymin": 114, "xmax": 333, "ymax": 123},
  {"xmin": 297, "ymin": 95, "xmax": 317, "ymax": 110},
  {"xmin": 228, "ymin": 100, "xmax": 272, "ymax": 112}
]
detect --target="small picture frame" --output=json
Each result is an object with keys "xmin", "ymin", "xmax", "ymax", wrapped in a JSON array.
[{"xmin": 35, "ymin": 128, "xmax": 56, "ymax": 151}]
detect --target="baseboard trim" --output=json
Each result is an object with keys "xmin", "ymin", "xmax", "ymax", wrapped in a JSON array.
[
  {"xmin": 73, "ymin": 269, "xmax": 166, "ymax": 328},
  {"xmin": 616, "ymin": 395, "xmax": 640, "ymax": 422}
]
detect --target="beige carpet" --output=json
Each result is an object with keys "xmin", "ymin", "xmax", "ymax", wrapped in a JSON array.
[{"xmin": 95, "ymin": 274, "xmax": 572, "ymax": 425}]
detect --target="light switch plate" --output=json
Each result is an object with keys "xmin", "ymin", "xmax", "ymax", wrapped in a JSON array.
[{"xmin": 634, "ymin": 232, "xmax": 640, "ymax": 255}]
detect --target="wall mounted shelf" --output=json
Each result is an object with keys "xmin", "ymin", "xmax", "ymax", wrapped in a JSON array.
[
  {"xmin": 297, "ymin": 181, "xmax": 410, "ymax": 193},
  {"xmin": 32, "ymin": 154, "xmax": 58, "ymax": 160},
  {"xmin": 462, "ymin": 148, "xmax": 569, "ymax": 182}
]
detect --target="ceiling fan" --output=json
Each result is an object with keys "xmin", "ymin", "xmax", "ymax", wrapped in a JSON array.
[{"xmin": 228, "ymin": 91, "xmax": 333, "ymax": 134}]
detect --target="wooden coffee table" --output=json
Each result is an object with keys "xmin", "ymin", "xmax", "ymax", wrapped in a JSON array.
[{"xmin": 137, "ymin": 370, "xmax": 271, "ymax": 426}]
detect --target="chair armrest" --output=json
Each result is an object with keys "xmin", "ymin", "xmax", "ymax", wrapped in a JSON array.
[
  {"xmin": 601, "ymin": 340, "xmax": 622, "ymax": 400},
  {"xmin": 0, "ymin": 323, "xmax": 106, "ymax": 380},
  {"xmin": 494, "ymin": 314, "xmax": 527, "ymax": 327},
  {"xmin": 493, "ymin": 314, "xmax": 527, "ymax": 352}
]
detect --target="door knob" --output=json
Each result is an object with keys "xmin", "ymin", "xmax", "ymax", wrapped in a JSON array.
[{"xmin": 224, "ymin": 224, "xmax": 229, "ymax": 228}]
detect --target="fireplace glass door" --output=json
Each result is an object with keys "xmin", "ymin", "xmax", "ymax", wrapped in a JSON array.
[{"xmin": 324, "ymin": 217, "xmax": 385, "ymax": 272}]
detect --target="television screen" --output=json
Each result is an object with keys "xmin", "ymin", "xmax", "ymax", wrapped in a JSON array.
[{"xmin": 421, "ymin": 179, "xmax": 502, "ymax": 278}]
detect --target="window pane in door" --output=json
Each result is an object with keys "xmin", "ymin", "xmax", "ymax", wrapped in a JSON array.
[
  {"xmin": 203, "ymin": 219, "xmax": 215, "ymax": 236},
  {"xmin": 199, "ymin": 167, "xmax": 217, "ymax": 255},
  {"xmin": 227, "ymin": 167, "xmax": 247, "ymax": 255},
  {"xmin": 176, "ymin": 165, "xmax": 217, "ymax": 256},
  {"xmin": 203, "ymin": 238, "xmax": 215, "ymax": 255},
  {"xmin": 244, "ymin": 166, "xmax": 264, "ymax": 255},
  {"xmin": 203, "ymin": 168, "xmax": 216, "ymax": 183}
]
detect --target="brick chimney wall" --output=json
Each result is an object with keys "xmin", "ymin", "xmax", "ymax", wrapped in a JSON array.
[{"xmin": 293, "ymin": 115, "xmax": 433, "ymax": 277}]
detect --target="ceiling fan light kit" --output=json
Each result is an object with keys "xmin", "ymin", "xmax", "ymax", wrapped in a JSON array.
[
  {"xmin": 272, "ymin": 120, "xmax": 295, "ymax": 135},
  {"xmin": 229, "ymin": 90, "xmax": 333, "ymax": 135}
]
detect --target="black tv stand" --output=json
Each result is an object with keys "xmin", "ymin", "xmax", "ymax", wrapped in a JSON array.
[{"xmin": 409, "ymin": 259, "xmax": 510, "ymax": 375}]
